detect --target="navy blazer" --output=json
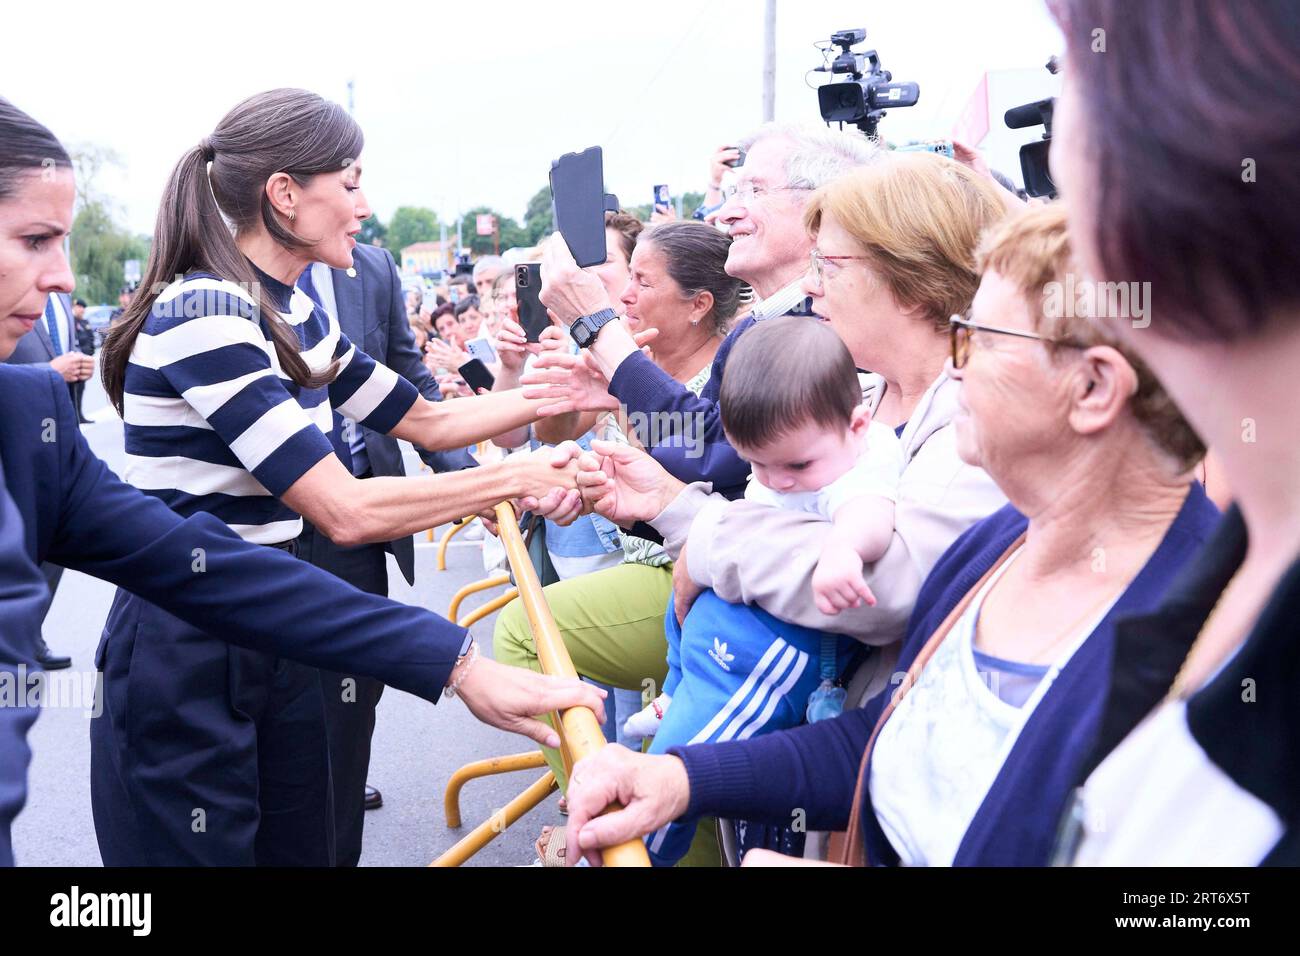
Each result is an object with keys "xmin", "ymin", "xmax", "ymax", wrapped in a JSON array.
[
  {"xmin": 0, "ymin": 458, "xmax": 50, "ymax": 868},
  {"xmin": 0, "ymin": 364, "xmax": 471, "ymax": 865},
  {"xmin": 330, "ymin": 244, "xmax": 476, "ymax": 584}
]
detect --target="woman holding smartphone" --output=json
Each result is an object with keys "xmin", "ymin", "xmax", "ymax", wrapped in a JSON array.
[{"xmin": 94, "ymin": 87, "xmax": 584, "ymax": 865}]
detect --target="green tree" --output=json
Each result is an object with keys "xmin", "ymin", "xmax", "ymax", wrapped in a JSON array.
[
  {"xmin": 358, "ymin": 214, "xmax": 387, "ymax": 247},
  {"xmin": 522, "ymin": 185, "xmax": 554, "ymax": 245},
  {"xmin": 387, "ymin": 206, "xmax": 439, "ymax": 254},
  {"xmin": 463, "ymin": 205, "xmax": 529, "ymax": 256},
  {"xmin": 69, "ymin": 201, "xmax": 150, "ymax": 305},
  {"xmin": 627, "ymin": 190, "xmax": 706, "ymax": 222}
]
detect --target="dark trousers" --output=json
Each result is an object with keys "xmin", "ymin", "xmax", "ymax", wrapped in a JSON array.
[
  {"xmin": 35, "ymin": 562, "xmax": 64, "ymax": 657},
  {"xmin": 40, "ymin": 562, "xmax": 62, "ymax": 618},
  {"xmin": 90, "ymin": 588, "xmax": 335, "ymax": 866},
  {"xmin": 69, "ymin": 381, "xmax": 85, "ymax": 420},
  {"xmin": 296, "ymin": 519, "xmax": 388, "ymax": 868}
]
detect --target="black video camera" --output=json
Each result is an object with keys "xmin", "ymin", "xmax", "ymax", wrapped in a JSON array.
[
  {"xmin": 1004, "ymin": 56, "xmax": 1060, "ymax": 198},
  {"xmin": 815, "ymin": 28, "xmax": 920, "ymax": 140}
]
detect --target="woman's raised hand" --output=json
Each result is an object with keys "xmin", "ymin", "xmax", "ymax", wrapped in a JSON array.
[
  {"xmin": 496, "ymin": 316, "xmax": 541, "ymax": 375},
  {"xmin": 520, "ymin": 328, "xmax": 658, "ymax": 416},
  {"xmin": 425, "ymin": 337, "xmax": 468, "ymax": 373},
  {"xmin": 520, "ymin": 350, "xmax": 619, "ymax": 415}
]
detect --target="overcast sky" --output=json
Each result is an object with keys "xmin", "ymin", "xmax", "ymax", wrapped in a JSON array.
[{"xmin": 4, "ymin": 0, "xmax": 1063, "ymax": 235}]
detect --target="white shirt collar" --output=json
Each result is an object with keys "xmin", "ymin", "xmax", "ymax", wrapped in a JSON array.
[{"xmin": 750, "ymin": 278, "xmax": 809, "ymax": 321}]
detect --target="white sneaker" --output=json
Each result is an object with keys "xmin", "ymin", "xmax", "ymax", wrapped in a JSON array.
[
  {"xmin": 462, "ymin": 519, "xmax": 485, "ymax": 541},
  {"xmin": 622, "ymin": 693, "xmax": 671, "ymax": 743}
]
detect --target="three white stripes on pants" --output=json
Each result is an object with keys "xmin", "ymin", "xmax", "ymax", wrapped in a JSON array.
[{"xmin": 648, "ymin": 638, "xmax": 809, "ymax": 856}]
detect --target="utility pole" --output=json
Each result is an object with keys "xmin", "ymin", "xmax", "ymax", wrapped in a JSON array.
[{"xmin": 762, "ymin": 0, "xmax": 776, "ymax": 122}]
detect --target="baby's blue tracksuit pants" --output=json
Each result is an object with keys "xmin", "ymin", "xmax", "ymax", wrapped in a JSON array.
[{"xmin": 644, "ymin": 589, "xmax": 856, "ymax": 866}]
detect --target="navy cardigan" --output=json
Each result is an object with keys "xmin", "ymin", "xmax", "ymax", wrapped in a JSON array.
[{"xmin": 674, "ymin": 482, "xmax": 1221, "ymax": 865}]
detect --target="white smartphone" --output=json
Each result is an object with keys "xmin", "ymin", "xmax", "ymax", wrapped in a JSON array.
[{"xmin": 465, "ymin": 336, "xmax": 498, "ymax": 366}]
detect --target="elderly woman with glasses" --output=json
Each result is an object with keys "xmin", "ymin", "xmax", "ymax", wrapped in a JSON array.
[{"xmin": 561, "ymin": 203, "xmax": 1221, "ymax": 867}]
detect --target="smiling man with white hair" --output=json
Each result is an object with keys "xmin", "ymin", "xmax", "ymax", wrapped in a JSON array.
[
  {"xmin": 533, "ymin": 122, "xmax": 877, "ymax": 495},
  {"xmin": 723, "ymin": 122, "xmax": 879, "ymax": 311}
]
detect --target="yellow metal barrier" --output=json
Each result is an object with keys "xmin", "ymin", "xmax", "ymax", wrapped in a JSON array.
[
  {"xmin": 436, "ymin": 518, "xmax": 473, "ymax": 570},
  {"xmin": 457, "ymin": 589, "xmax": 518, "ymax": 629},
  {"xmin": 431, "ymin": 501, "xmax": 651, "ymax": 868},
  {"xmin": 431, "ymin": 772, "xmax": 558, "ymax": 867},
  {"xmin": 442, "ymin": 751, "xmax": 549, "ymax": 828},
  {"xmin": 447, "ymin": 573, "xmax": 512, "ymax": 622}
]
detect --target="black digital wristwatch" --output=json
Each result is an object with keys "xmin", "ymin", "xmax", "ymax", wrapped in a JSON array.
[{"xmin": 568, "ymin": 308, "xmax": 618, "ymax": 349}]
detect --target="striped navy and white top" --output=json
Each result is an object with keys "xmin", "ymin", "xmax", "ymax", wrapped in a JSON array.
[{"xmin": 121, "ymin": 266, "xmax": 418, "ymax": 544}]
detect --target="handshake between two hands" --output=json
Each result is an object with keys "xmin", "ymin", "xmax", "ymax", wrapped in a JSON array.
[{"xmin": 510, "ymin": 438, "xmax": 676, "ymax": 531}]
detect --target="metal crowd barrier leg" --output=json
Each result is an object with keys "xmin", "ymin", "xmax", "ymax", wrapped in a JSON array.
[
  {"xmin": 436, "ymin": 517, "xmax": 473, "ymax": 570},
  {"xmin": 447, "ymin": 573, "xmax": 512, "ymax": 622},
  {"xmin": 442, "ymin": 751, "xmax": 550, "ymax": 828},
  {"xmin": 431, "ymin": 772, "xmax": 558, "ymax": 867},
  {"xmin": 456, "ymin": 589, "xmax": 518, "ymax": 629}
]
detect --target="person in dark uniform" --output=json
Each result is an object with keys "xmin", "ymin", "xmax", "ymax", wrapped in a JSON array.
[
  {"xmin": 70, "ymin": 297, "xmax": 94, "ymax": 422},
  {"xmin": 295, "ymin": 243, "xmax": 478, "ymax": 865},
  {"xmin": 0, "ymin": 95, "xmax": 598, "ymax": 866}
]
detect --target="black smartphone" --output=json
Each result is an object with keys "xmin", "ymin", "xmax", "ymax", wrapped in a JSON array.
[
  {"xmin": 653, "ymin": 183, "xmax": 671, "ymax": 212},
  {"xmin": 514, "ymin": 263, "xmax": 549, "ymax": 344},
  {"xmin": 725, "ymin": 147, "xmax": 747, "ymax": 168},
  {"xmin": 458, "ymin": 358, "xmax": 495, "ymax": 394},
  {"xmin": 550, "ymin": 146, "xmax": 608, "ymax": 268}
]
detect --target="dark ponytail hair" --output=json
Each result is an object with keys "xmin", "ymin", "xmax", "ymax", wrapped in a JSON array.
[
  {"xmin": 0, "ymin": 97, "xmax": 72, "ymax": 201},
  {"xmin": 102, "ymin": 88, "xmax": 363, "ymax": 413}
]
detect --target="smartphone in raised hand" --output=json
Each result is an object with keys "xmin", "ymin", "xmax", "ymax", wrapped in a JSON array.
[
  {"xmin": 550, "ymin": 146, "xmax": 608, "ymax": 268},
  {"xmin": 514, "ymin": 263, "xmax": 549, "ymax": 344},
  {"xmin": 653, "ymin": 183, "xmax": 671, "ymax": 213}
]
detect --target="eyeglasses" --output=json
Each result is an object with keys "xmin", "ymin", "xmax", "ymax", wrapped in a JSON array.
[
  {"xmin": 808, "ymin": 249, "xmax": 871, "ymax": 289},
  {"xmin": 722, "ymin": 181, "xmax": 810, "ymax": 206},
  {"xmin": 948, "ymin": 314, "xmax": 1088, "ymax": 369}
]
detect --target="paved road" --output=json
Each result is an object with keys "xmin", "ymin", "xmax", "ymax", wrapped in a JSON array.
[{"xmin": 11, "ymin": 369, "xmax": 562, "ymax": 867}]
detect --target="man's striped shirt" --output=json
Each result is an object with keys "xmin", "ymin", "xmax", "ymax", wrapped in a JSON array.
[{"xmin": 121, "ymin": 266, "xmax": 418, "ymax": 544}]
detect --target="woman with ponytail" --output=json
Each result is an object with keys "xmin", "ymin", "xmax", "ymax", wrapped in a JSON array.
[
  {"xmin": 92, "ymin": 88, "xmax": 584, "ymax": 865},
  {"xmin": 0, "ymin": 94, "xmax": 604, "ymax": 868}
]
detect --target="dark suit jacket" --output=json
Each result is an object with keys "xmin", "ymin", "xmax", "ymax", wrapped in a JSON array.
[
  {"xmin": 331, "ymin": 244, "xmax": 476, "ymax": 585},
  {"xmin": 0, "ymin": 365, "xmax": 471, "ymax": 865},
  {"xmin": 0, "ymin": 458, "xmax": 49, "ymax": 868},
  {"xmin": 5, "ymin": 292, "xmax": 73, "ymax": 365}
]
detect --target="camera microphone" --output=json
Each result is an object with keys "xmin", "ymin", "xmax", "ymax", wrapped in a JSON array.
[{"xmin": 1004, "ymin": 98, "xmax": 1052, "ymax": 129}]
